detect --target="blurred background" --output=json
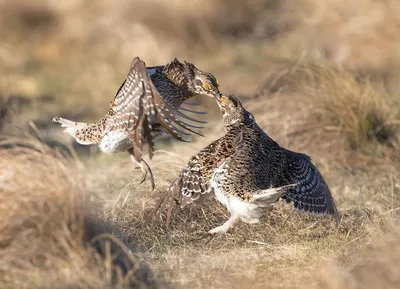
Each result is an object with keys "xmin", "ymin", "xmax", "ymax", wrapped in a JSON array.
[{"xmin": 2, "ymin": 0, "xmax": 400, "ymax": 155}]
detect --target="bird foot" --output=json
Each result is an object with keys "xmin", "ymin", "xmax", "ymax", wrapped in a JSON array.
[
  {"xmin": 208, "ymin": 225, "xmax": 230, "ymax": 235},
  {"xmin": 138, "ymin": 162, "xmax": 155, "ymax": 190},
  {"xmin": 130, "ymin": 154, "xmax": 155, "ymax": 190},
  {"xmin": 207, "ymin": 215, "xmax": 240, "ymax": 235},
  {"xmin": 192, "ymin": 222, "xmax": 233, "ymax": 244},
  {"xmin": 192, "ymin": 222, "xmax": 236, "ymax": 244}
]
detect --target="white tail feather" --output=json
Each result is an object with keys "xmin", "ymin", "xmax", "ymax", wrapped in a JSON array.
[
  {"xmin": 52, "ymin": 117, "xmax": 94, "ymax": 145},
  {"xmin": 252, "ymin": 184, "xmax": 297, "ymax": 203}
]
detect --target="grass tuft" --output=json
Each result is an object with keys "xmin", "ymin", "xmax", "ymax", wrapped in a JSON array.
[
  {"xmin": 0, "ymin": 136, "xmax": 162, "ymax": 289},
  {"xmin": 262, "ymin": 64, "xmax": 400, "ymax": 158}
]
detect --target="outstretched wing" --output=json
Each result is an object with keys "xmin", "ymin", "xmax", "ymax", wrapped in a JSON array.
[
  {"xmin": 168, "ymin": 142, "xmax": 221, "ymax": 208},
  {"xmin": 279, "ymin": 150, "xmax": 340, "ymax": 222},
  {"xmin": 105, "ymin": 57, "xmax": 203, "ymax": 162}
]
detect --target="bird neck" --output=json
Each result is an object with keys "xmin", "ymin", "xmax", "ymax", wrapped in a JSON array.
[{"xmin": 224, "ymin": 120, "xmax": 244, "ymax": 132}]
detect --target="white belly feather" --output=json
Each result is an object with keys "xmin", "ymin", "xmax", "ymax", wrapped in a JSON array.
[
  {"xmin": 99, "ymin": 130, "xmax": 133, "ymax": 153},
  {"xmin": 98, "ymin": 126, "xmax": 165, "ymax": 154}
]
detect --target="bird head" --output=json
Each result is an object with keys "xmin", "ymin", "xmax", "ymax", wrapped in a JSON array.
[
  {"xmin": 184, "ymin": 61, "xmax": 221, "ymax": 98},
  {"xmin": 214, "ymin": 94, "xmax": 255, "ymax": 128}
]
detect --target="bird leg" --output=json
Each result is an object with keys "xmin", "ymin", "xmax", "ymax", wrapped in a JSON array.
[
  {"xmin": 128, "ymin": 150, "xmax": 155, "ymax": 190},
  {"xmin": 208, "ymin": 214, "xmax": 240, "ymax": 235},
  {"xmin": 195, "ymin": 214, "xmax": 239, "ymax": 244}
]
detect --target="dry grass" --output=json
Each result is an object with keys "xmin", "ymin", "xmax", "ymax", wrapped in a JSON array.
[
  {"xmin": 0, "ymin": 137, "xmax": 163, "ymax": 289},
  {"xmin": 309, "ymin": 68, "xmax": 400, "ymax": 153},
  {"xmin": 98, "ymin": 161, "xmax": 400, "ymax": 289},
  {"xmin": 0, "ymin": 105, "xmax": 399, "ymax": 289},
  {"xmin": 2, "ymin": 134, "xmax": 399, "ymax": 289},
  {"xmin": 258, "ymin": 64, "xmax": 400, "ymax": 160}
]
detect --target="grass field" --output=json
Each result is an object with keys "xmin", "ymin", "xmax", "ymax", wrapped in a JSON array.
[{"xmin": 1, "ymin": 1, "xmax": 400, "ymax": 288}]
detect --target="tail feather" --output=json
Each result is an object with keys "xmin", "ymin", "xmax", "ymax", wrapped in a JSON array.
[
  {"xmin": 52, "ymin": 117, "xmax": 96, "ymax": 145},
  {"xmin": 252, "ymin": 184, "xmax": 297, "ymax": 203}
]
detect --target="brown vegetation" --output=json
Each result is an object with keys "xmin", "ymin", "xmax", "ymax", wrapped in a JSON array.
[
  {"xmin": 0, "ymin": 138, "xmax": 161, "ymax": 289},
  {"xmin": 255, "ymin": 64, "xmax": 400, "ymax": 160}
]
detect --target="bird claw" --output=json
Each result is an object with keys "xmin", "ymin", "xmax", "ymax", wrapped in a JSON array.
[
  {"xmin": 139, "ymin": 169, "xmax": 155, "ymax": 190},
  {"xmin": 130, "ymin": 154, "xmax": 156, "ymax": 191}
]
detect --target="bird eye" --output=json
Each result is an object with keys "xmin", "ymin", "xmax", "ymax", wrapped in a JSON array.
[{"xmin": 203, "ymin": 82, "xmax": 212, "ymax": 90}]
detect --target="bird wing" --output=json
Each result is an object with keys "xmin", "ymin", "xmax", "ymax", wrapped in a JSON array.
[
  {"xmin": 170, "ymin": 161, "xmax": 212, "ymax": 208},
  {"xmin": 153, "ymin": 128, "xmax": 242, "ymax": 223},
  {"xmin": 219, "ymin": 125, "xmax": 339, "ymax": 221},
  {"xmin": 170, "ymin": 135, "xmax": 232, "ymax": 207},
  {"xmin": 111, "ymin": 65, "xmax": 164, "ymax": 102},
  {"xmin": 104, "ymin": 57, "xmax": 203, "ymax": 162},
  {"xmin": 146, "ymin": 65, "xmax": 165, "ymax": 77},
  {"xmin": 278, "ymin": 149, "xmax": 340, "ymax": 222}
]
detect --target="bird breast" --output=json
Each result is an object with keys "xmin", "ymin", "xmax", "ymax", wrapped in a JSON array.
[{"xmin": 98, "ymin": 130, "xmax": 133, "ymax": 153}]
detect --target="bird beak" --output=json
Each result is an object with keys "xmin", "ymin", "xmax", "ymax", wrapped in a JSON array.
[{"xmin": 214, "ymin": 94, "xmax": 228, "ymax": 105}]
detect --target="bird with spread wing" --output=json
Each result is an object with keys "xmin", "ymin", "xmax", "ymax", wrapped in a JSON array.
[
  {"xmin": 155, "ymin": 94, "xmax": 339, "ymax": 235},
  {"xmin": 53, "ymin": 57, "xmax": 221, "ymax": 189}
]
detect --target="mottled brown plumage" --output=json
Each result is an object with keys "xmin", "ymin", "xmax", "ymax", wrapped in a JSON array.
[
  {"xmin": 157, "ymin": 94, "xmax": 339, "ymax": 234},
  {"xmin": 53, "ymin": 57, "xmax": 220, "ymax": 189}
]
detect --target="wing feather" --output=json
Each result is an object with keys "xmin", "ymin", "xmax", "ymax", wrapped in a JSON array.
[
  {"xmin": 279, "ymin": 150, "xmax": 340, "ymax": 222},
  {"xmin": 152, "ymin": 130, "xmax": 241, "ymax": 223},
  {"xmin": 105, "ymin": 57, "xmax": 203, "ymax": 163},
  {"xmin": 215, "ymin": 126, "xmax": 339, "ymax": 222}
]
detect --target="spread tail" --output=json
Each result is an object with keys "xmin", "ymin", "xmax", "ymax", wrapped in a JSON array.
[{"xmin": 52, "ymin": 117, "xmax": 98, "ymax": 145}]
